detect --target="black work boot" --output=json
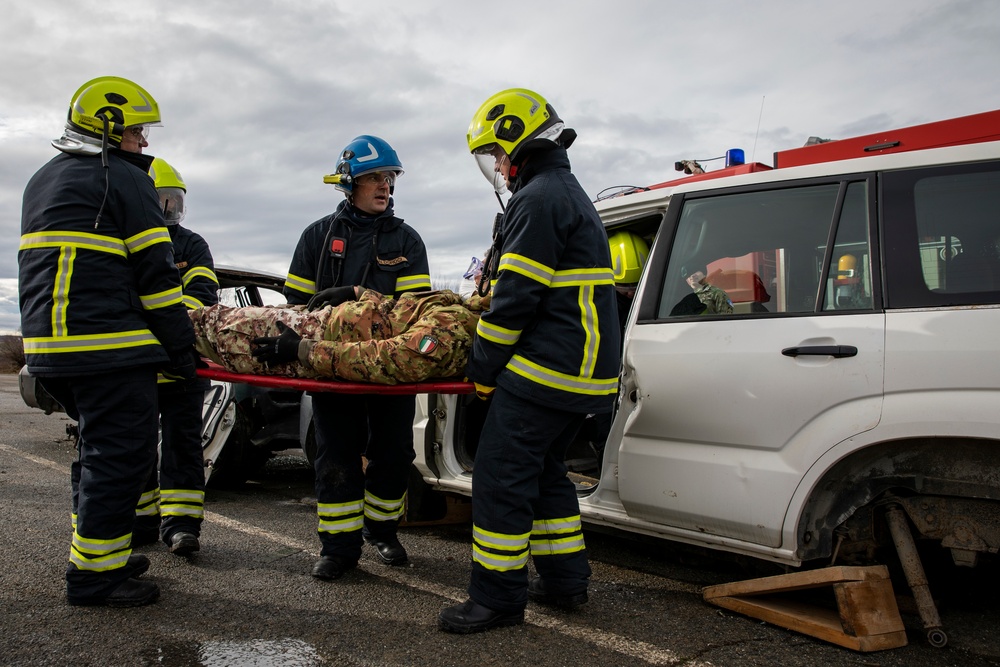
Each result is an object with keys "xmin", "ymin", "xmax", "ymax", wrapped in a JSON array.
[
  {"xmin": 168, "ymin": 532, "xmax": 200, "ymax": 557},
  {"xmin": 68, "ymin": 578, "xmax": 160, "ymax": 608},
  {"xmin": 527, "ymin": 576, "xmax": 588, "ymax": 610},
  {"xmin": 438, "ymin": 599, "xmax": 524, "ymax": 634},
  {"xmin": 311, "ymin": 556, "xmax": 357, "ymax": 581},
  {"xmin": 125, "ymin": 554, "xmax": 150, "ymax": 579},
  {"xmin": 362, "ymin": 530, "xmax": 408, "ymax": 566}
]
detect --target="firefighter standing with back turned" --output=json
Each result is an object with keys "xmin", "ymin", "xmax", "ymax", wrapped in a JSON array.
[
  {"xmin": 438, "ymin": 89, "xmax": 622, "ymax": 633},
  {"xmin": 18, "ymin": 76, "xmax": 198, "ymax": 607},
  {"xmin": 261, "ymin": 136, "xmax": 431, "ymax": 580}
]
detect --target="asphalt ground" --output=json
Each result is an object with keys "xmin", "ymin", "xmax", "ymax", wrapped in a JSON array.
[{"xmin": 2, "ymin": 374, "xmax": 999, "ymax": 667}]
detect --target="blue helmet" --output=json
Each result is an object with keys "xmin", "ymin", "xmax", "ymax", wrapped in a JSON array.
[{"xmin": 323, "ymin": 135, "xmax": 404, "ymax": 194}]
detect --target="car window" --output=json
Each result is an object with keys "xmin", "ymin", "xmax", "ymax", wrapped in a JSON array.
[
  {"xmin": 218, "ymin": 285, "xmax": 285, "ymax": 308},
  {"xmin": 822, "ymin": 182, "xmax": 873, "ymax": 311},
  {"xmin": 883, "ymin": 161, "xmax": 1000, "ymax": 308},
  {"xmin": 657, "ymin": 183, "xmax": 851, "ymax": 318}
]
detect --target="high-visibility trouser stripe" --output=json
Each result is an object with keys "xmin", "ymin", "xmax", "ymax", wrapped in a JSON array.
[
  {"xmin": 317, "ymin": 500, "xmax": 364, "ymax": 535},
  {"xmin": 530, "ymin": 534, "xmax": 586, "ymax": 557},
  {"xmin": 472, "ymin": 524, "xmax": 531, "ymax": 551},
  {"xmin": 364, "ymin": 490, "xmax": 405, "ymax": 522},
  {"xmin": 140, "ymin": 286, "xmax": 184, "ymax": 310},
  {"xmin": 71, "ymin": 513, "xmax": 77, "ymax": 529},
  {"xmin": 125, "ymin": 227, "xmax": 172, "ymax": 254},
  {"xmin": 498, "ymin": 253, "xmax": 554, "ymax": 286},
  {"xmin": 182, "ymin": 295, "xmax": 206, "ymax": 309},
  {"xmin": 182, "ymin": 266, "xmax": 219, "ymax": 287},
  {"xmin": 395, "ymin": 274, "xmax": 432, "ymax": 292},
  {"xmin": 284, "ymin": 273, "xmax": 316, "ymax": 295},
  {"xmin": 476, "ymin": 318, "xmax": 520, "ymax": 346},
  {"xmin": 70, "ymin": 529, "xmax": 132, "ymax": 572},
  {"xmin": 161, "ymin": 489, "xmax": 204, "ymax": 519},
  {"xmin": 24, "ymin": 330, "xmax": 161, "ymax": 354},
  {"xmin": 52, "ymin": 246, "xmax": 75, "ymax": 337},
  {"xmin": 532, "ymin": 515, "xmax": 583, "ymax": 534},
  {"xmin": 19, "ymin": 231, "xmax": 127, "ymax": 256},
  {"xmin": 507, "ymin": 355, "xmax": 619, "ymax": 396},
  {"xmin": 473, "ymin": 544, "xmax": 529, "ymax": 572},
  {"xmin": 135, "ymin": 488, "xmax": 160, "ymax": 517}
]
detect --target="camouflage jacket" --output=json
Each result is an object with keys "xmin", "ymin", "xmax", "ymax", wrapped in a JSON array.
[
  {"xmin": 693, "ymin": 283, "xmax": 734, "ymax": 314},
  {"xmin": 190, "ymin": 289, "xmax": 488, "ymax": 384}
]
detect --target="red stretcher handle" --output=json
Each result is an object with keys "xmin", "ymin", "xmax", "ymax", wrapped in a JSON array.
[{"xmin": 196, "ymin": 362, "xmax": 475, "ymax": 395}]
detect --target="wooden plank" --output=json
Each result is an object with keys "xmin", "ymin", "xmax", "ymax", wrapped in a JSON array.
[
  {"xmin": 710, "ymin": 593, "xmax": 907, "ymax": 651},
  {"xmin": 703, "ymin": 566, "xmax": 908, "ymax": 652},
  {"xmin": 703, "ymin": 565, "xmax": 890, "ymax": 600},
  {"xmin": 835, "ymin": 579, "xmax": 906, "ymax": 636}
]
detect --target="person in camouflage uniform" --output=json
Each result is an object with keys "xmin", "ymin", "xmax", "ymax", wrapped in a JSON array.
[
  {"xmin": 685, "ymin": 269, "xmax": 734, "ymax": 314},
  {"xmin": 190, "ymin": 289, "xmax": 487, "ymax": 384}
]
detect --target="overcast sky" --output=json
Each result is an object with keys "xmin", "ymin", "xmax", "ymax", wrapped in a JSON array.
[{"xmin": 3, "ymin": 0, "xmax": 1000, "ymax": 333}]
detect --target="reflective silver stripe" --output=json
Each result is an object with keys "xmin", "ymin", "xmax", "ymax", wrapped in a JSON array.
[
  {"xmin": 139, "ymin": 286, "xmax": 184, "ymax": 310},
  {"xmin": 549, "ymin": 268, "xmax": 615, "ymax": 287},
  {"xmin": 285, "ymin": 273, "xmax": 316, "ymax": 295},
  {"xmin": 507, "ymin": 354, "xmax": 619, "ymax": 395},
  {"xmin": 19, "ymin": 231, "xmax": 128, "ymax": 256},
  {"xmin": 161, "ymin": 489, "xmax": 205, "ymax": 503},
  {"xmin": 131, "ymin": 91, "xmax": 154, "ymax": 112},
  {"xmin": 182, "ymin": 266, "xmax": 219, "ymax": 286},
  {"xmin": 182, "ymin": 295, "xmax": 205, "ymax": 309},
  {"xmin": 24, "ymin": 330, "xmax": 160, "ymax": 353},
  {"xmin": 125, "ymin": 227, "xmax": 171, "ymax": 253},
  {"xmin": 473, "ymin": 544, "xmax": 529, "ymax": 571},
  {"xmin": 52, "ymin": 247, "xmax": 75, "ymax": 337},
  {"xmin": 365, "ymin": 504, "xmax": 404, "ymax": 522},
  {"xmin": 364, "ymin": 490, "xmax": 405, "ymax": 511},
  {"xmin": 317, "ymin": 500, "xmax": 364, "ymax": 517},
  {"xmin": 72, "ymin": 530, "xmax": 131, "ymax": 554},
  {"xmin": 476, "ymin": 319, "xmax": 521, "ymax": 346},
  {"xmin": 530, "ymin": 534, "xmax": 586, "ymax": 556},
  {"xmin": 395, "ymin": 274, "xmax": 432, "ymax": 291},
  {"xmin": 579, "ymin": 284, "xmax": 598, "ymax": 377},
  {"xmin": 473, "ymin": 525, "xmax": 530, "ymax": 551},
  {"xmin": 532, "ymin": 516, "xmax": 583, "ymax": 534},
  {"xmin": 498, "ymin": 254, "xmax": 554, "ymax": 285},
  {"xmin": 69, "ymin": 546, "xmax": 131, "ymax": 572},
  {"xmin": 161, "ymin": 505, "xmax": 205, "ymax": 518},
  {"xmin": 318, "ymin": 516, "xmax": 364, "ymax": 534}
]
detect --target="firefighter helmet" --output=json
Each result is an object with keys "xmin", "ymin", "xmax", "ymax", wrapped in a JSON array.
[
  {"xmin": 55, "ymin": 77, "xmax": 161, "ymax": 153},
  {"xmin": 468, "ymin": 88, "xmax": 569, "ymax": 160},
  {"xmin": 148, "ymin": 157, "xmax": 186, "ymax": 225},
  {"xmin": 322, "ymin": 135, "xmax": 404, "ymax": 194},
  {"xmin": 609, "ymin": 231, "xmax": 650, "ymax": 286}
]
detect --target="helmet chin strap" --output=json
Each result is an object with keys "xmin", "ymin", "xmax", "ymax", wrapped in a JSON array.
[{"xmin": 93, "ymin": 116, "xmax": 112, "ymax": 229}]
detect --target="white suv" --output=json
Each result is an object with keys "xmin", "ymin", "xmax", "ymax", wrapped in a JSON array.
[{"xmin": 414, "ymin": 112, "xmax": 1000, "ymax": 581}]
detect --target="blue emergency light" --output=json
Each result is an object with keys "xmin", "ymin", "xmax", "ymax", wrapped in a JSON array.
[{"xmin": 726, "ymin": 148, "xmax": 745, "ymax": 167}]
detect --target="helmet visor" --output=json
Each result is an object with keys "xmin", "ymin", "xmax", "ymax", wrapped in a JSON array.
[
  {"xmin": 158, "ymin": 187, "xmax": 186, "ymax": 225},
  {"xmin": 474, "ymin": 152, "xmax": 508, "ymax": 195}
]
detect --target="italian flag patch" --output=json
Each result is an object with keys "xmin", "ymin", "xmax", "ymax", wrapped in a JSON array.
[{"xmin": 418, "ymin": 335, "xmax": 438, "ymax": 354}]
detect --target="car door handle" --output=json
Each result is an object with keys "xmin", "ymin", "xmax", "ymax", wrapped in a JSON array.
[{"xmin": 781, "ymin": 345, "xmax": 858, "ymax": 358}]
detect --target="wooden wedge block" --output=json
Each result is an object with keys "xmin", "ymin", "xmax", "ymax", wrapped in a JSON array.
[{"xmin": 703, "ymin": 565, "xmax": 907, "ymax": 652}]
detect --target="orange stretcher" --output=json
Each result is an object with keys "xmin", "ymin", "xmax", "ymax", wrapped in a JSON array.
[{"xmin": 196, "ymin": 362, "xmax": 475, "ymax": 395}]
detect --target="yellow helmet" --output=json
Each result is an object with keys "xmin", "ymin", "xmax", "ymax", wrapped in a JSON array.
[
  {"xmin": 609, "ymin": 231, "xmax": 650, "ymax": 285},
  {"xmin": 148, "ymin": 157, "xmax": 186, "ymax": 225},
  {"xmin": 467, "ymin": 88, "xmax": 572, "ymax": 162},
  {"xmin": 62, "ymin": 76, "xmax": 161, "ymax": 148}
]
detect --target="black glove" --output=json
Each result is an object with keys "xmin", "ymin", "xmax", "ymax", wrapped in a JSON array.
[
  {"xmin": 306, "ymin": 285, "xmax": 357, "ymax": 311},
  {"xmin": 162, "ymin": 346, "xmax": 203, "ymax": 381},
  {"xmin": 252, "ymin": 322, "xmax": 302, "ymax": 365}
]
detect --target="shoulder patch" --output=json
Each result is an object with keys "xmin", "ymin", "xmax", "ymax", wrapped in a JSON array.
[{"xmin": 418, "ymin": 335, "xmax": 438, "ymax": 354}]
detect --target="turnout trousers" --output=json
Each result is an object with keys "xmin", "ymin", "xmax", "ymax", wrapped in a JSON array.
[
  {"xmin": 470, "ymin": 386, "xmax": 591, "ymax": 613},
  {"xmin": 145, "ymin": 379, "xmax": 208, "ymax": 543},
  {"xmin": 40, "ymin": 366, "xmax": 159, "ymax": 602},
  {"xmin": 311, "ymin": 392, "xmax": 416, "ymax": 562}
]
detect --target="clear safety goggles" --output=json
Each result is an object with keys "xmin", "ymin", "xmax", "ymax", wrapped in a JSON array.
[{"xmin": 354, "ymin": 171, "xmax": 397, "ymax": 188}]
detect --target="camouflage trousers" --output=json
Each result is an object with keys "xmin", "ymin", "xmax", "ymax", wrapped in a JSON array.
[{"xmin": 190, "ymin": 289, "xmax": 485, "ymax": 385}]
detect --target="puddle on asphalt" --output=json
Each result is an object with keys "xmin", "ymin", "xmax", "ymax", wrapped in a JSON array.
[{"xmin": 146, "ymin": 638, "xmax": 325, "ymax": 666}]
